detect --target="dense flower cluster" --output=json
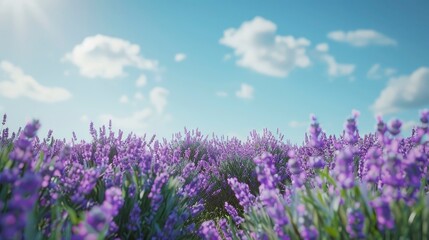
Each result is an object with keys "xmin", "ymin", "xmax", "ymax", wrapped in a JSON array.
[{"xmin": 0, "ymin": 109, "xmax": 429, "ymax": 239}]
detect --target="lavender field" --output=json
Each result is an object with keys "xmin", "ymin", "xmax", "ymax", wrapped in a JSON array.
[
  {"xmin": 1, "ymin": 0, "xmax": 429, "ymax": 239},
  {"xmin": 0, "ymin": 110, "xmax": 428, "ymax": 239}
]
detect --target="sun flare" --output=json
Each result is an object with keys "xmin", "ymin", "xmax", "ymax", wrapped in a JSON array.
[{"xmin": 0, "ymin": 0, "xmax": 50, "ymax": 35}]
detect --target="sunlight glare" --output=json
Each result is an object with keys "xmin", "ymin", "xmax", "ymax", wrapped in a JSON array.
[{"xmin": 0, "ymin": 0, "xmax": 51, "ymax": 36}]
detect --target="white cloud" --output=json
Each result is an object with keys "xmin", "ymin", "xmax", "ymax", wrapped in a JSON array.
[
  {"xmin": 175, "ymin": 53, "xmax": 187, "ymax": 62},
  {"xmin": 119, "ymin": 95, "xmax": 129, "ymax": 104},
  {"xmin": 220, "ymin": 16, "xmax": 311, "ymax": 77},
  {"xmin": 384, "ymin": 68, "xmax": 397, "ymax": 77},
  {"xmin": 99, "ymin": 108, "xmax": 173, "ymax": 136},
  {"xmin": 216, "ymin": 91, "xmax": 228, "ymax": 97},
  {"xmin": 134, "ymin": 92, "xmax": 144, "ymax": 101},
  {"xmin": 372, "ymin": 67, "xmax": 429, "ymax": 115},
  {"xmin": 64, "ymin": 35, "xmax": 158, "ymax": 79},
  {"xmin": 150, "ymin": 87, "xmax": 169, "ymax": 113},
  {"xmin": 236, "ymin": 83, "xmax": 254, "ymax": 100},
  {"xmin": 80, "ymin": 114, "xmax": 89, "ymax": 122},
  {"xmin": 327, "ymin": 29, "xmax": 397, "ymax": 47},
  {"xmin": 367, "ymin": 64, "xmax": 397, "ymax": 80},
  {"xmin": 367, "ymin": 64, "xmax": 382, "ymax": 79},
  {"xmin": 315, "ymin": 43, "xmax": 329, "ymax": 52},
  {"xmin": 100, "ymin": 108, "xmax": 153, "ymax": 132},
  {"xmin": 288, "ymin": 120, "xmax": 308, "ymax": 128},
  {"xmin": 322, "ymin": 54, "xmax": 355, "ymax": 77},
  {"xmin": 0, "ymin": 61, "xmax": 71, "ymax": 103},
  {"xmin": 314, "ymin": 43, "xmax": 355, "ymax": 78},
  {"xmin": 136, "ymin": 74, "xmax": 148, "ymax": 87}
]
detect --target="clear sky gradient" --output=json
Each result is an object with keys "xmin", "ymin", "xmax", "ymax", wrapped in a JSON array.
[{"xmin": 1, "ymin": 0, "xmax": 428, "ymax": 143}]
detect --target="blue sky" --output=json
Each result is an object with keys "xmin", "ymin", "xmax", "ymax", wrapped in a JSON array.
[{"xmin": 0, "ymin": 0, "xmax": 428, "ymax": 143}]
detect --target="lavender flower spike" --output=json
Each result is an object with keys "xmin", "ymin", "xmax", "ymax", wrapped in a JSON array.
[
  {"xmin": 199, "ymin": 220, "xmax": 222, "ymax": 240},
  {"xmin": 227, "ymin": 177, "xmax": 255, "ymax": 211}
]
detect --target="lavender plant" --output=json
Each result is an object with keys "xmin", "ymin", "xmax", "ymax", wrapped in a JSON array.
[{"xmin": 0, "ymin": 109, "xmax": 428, "ymax": 239}]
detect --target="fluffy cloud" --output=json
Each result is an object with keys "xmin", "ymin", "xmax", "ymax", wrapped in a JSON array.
[
  {"xmin": 119, "ymin": 95, "xmax": 129, "ymax": 104},
  {"xmin": 314, "ymin": 43, "xmax": 355, "ymax": 78},
  {"xmin": 372, "ymin": 67, "xmax": 429, "ymax": 115},
  {"xmin": 322, "ymin": 54, "xmax": 355, "ymax": 77},
  {"xmin": 367, "ymin": 64, "xmax": 397, "ymax": 79},
  {"xmin": 175, "ymin": 53, "xmax": 187, "ymax": 62},
  {"xmin": 99, "ymin": 109, "xmax": 173, "ymax": 136},
  {"xmin": 220, "ymin": 16, "xmax": 311, "ymax": 77},
  {"xmin": 0, "ymin": 61, "xmax": 71, "ymax": 103},
  {"xmin": 100, "ymin": 108, "xmax": 153, "ymax": 131},
  {"xmin": 64, "ymin": 35, "xmax": 158, "ymax": 79},
  {"xmin": 236, "ymin": 83, "xmax": 254, "ymax": 100},
  {"xmin": 150, "ymin": 87, "xmax": 169, "ymax": 113},
  {"xmin": 328, "ymin": 29, "xmax": 397, "ymax": 47},
  {"xmin": 136, "ymin": 74, "xmax": 148, "ymax": 87},
  {"xmin": 315, "ymin": 43, "xmax": 329, "ymax": 52},
  {"xmin": 384, "ymin": 68, "xmax": 397, "ymax": 77},
  {"xmin": 100, "ymin": 88, "xmax": 171, "ymax": 134}
]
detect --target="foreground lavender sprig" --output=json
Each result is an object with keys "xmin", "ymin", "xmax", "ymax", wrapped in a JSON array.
[
  {"xmin": 227, "ymin": 177, "xmax": 255, "ymax": 211},
  {"xmin": 199, "ymin": 220, "xmax": 221, "ymax": 239}
]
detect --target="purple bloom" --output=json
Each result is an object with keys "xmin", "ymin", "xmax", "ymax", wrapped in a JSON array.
[
  {"xmin": 87, "ymin": 206, "xmax": 108, "ymax": 232},
  {"xmin": 0, "ymin": 168, "xmax": 19, "ymax": 184},
  {"xmin": 300, "ymin": 226, "xmax": 318, "ymax": 240},
  {"xmin": 227, "ymin": 177, "xmax": 255, "ymax": 211},
  {"xmin": 310, "ymin": 156, "xmax": 325, "ymax": 169},
  {"xmin": 346, "ymin": 206, "xmax": 365, "ymax": 238},
  {"xmin": 420, "ymin": 109, "xmax": 429, "ymax": 124},
  {"xmin": 23, "ymin": 120, "xmax": 41, "ymax": 139},
  {"xmin": 254, "ymin": 152, "xmax": 279, "ymax": 191},
  {"xmin": 371, "ymin": 198, "xmax": 394, "ymax": 230},
  {"xmin": 0, "ymin": 172, "xmax": 41, "ymax": 240},
  {"xmin": 126, "ymin": 203, "xmax": 141, "ymax": 232},
  {"xmin": 74, "ymin": 188, "xmax": 123, "ymax": 238},
  {"xmin": 73, "ymin": 206, "xmax": 108, "ymax": 239},
  {"xmin": 148, "ymin": 172, "xmax": 169, "ymax": 213},
  {"xmin": 218, "ymin": 218, "xmax": 233, "ymax": 240},
  {"xmin": 190, "ymin": 201, "xmax": 205, "ymax": 217},
  {"xmin": 9, "ymin": 137, "xmax": 33, "ymax": 164},
  {"xmin": 297, "ymin": 205, "xmax": 318, "ymax": 240},
  {"xmin": 14, "ymin": 172, "xmax": 42, "ymax": 198},
  {"xmin": 260, "ymin": 189, "xmax": 289, "ymax": 234},
  {"xmin": 160, "ymin": 211, "xmax": 182, "ymax": 239},
  {"xmin": 344, "ymin": 111, "xmax": 360, "ymax": 145},
  {"xmin": 363, "ymin": 147, "xmax": 382, "ymax": 183},
  {"xmin": 180, "ymin": 173, "xmax": 208, "ymax": 198},
  {"xmin": 0, "ymin": 211, "xmax": 26, "ymax": 239},
  {"xmin": 253, "ymin": 152, "xmax": 289, "ymax": 235},
  {"xmin": 224, "ymin": 202, "xmax": 244, "ymax": 225},
  {"xmin": 102, "ymin": 187, "xmax": 124, "ymax": 217},
  {"xmin": 287, "ymin": 152, "xmax": 306, "ymax": 188},
  {"xmin": 381, "ymin": 153, "xmax": 403, "ymax": 189},
  {"xmin": 308, "ymin": 115, "xmax": 323, "ymax": 148},
  {"xmin": 377, "ymin": 116, "xmax": 387, "ymax": 135},
  {"xmin": 335, "ymin": 148, "xmax": 355, "ymax": 189},
  {"xmin": 199, "ymin": 220, "xmax": 221, "ymax": 240},
  {"xmin": 388, "ymin": 119, "xmax": 402, "ymax": 136}
]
